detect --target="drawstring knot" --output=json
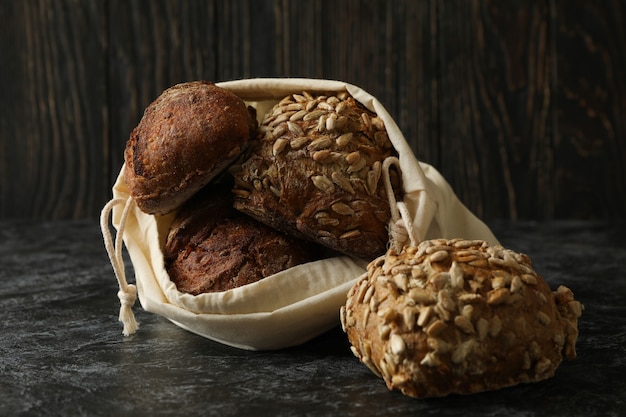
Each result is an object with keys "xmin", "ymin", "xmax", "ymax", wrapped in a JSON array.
[
  {"xmin": 117, "ymin": 284, "xmax": 139, "ymax": 336},
  {"xmin": 100, "ymin": 197, "xmax": 140, "ymax": 336}
]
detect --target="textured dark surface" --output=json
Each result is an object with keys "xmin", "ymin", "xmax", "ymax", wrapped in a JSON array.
[{"xmin": 1, "ymin": 219, "xmax": 625, "ymax": 416}]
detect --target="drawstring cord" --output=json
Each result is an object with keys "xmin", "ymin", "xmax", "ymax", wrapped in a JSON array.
[
  {"xmin": 100, "ymin": 197, "xmax": 139, "ymax": 336},
  {"xmin": 382, "ymin": 156, "xmax": 419, "ymax": 252}
]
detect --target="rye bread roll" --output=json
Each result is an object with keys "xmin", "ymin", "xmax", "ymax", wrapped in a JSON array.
[
  {"xmin": 232, "ymin": 91, "xmax": 399, "ymax": 260},
  {"xmin": 164, "ymin": 181, "xmax": 325, "ymax": 295},
  {"xmin": 124, "ymin": 81, "xmax": 256, "ymax": 215},
  {"xmin": 340, "ymin": 238, "xmax": 583, "ymax": 398}
]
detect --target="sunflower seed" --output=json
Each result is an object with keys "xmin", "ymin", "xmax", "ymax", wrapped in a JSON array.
[
  {"xmin": 279, "ymin": 95, "xmax": 295, "ymax": 106},
  {"xmin": 308, "ymin": 135, "xmax": 333, "ymax": 150},
  {"xmin": 345, "ymin": 151, "xmax": 361, "ymax": 165},
  {"xmin": 521, "ymin": 274, "xmax": 538, "ymax": 285},
  {"xmin": 461, "ymin": 304, "xmax": 473, "ymax": 320},
  {"xmin": 325, "ymin": 113, "xmax": 337, "ymax": 131},
  {"xmin": 437, "ymin": 290, "xmax": 456, "ymax": 311},
  {"xmin": 361, "ymin": 112, "xmax": 371, "ymax": 129},
  {"xmin": 426, "ymin": 319, "xmax": 446, "ymax": 337},
  {"xmin": 468, "ymin": 259, "xmax": 489, "ymax": 268},
  {"xmin": 287, "ymin": 121, "xmax": 304, "ymax": 136},
  {"xmin": 510, "ymin": 275, "xmax": 523, "ymax": 293},
  {"xmin": 340, "ymin": 230, "xmax": 361, "ymax": 239},
  {"xmin": 270, "ymin": 111, "xmax": 296, "ymax": 126},
  {"xmin": 529, "ymin": 340, "xmax": 541, "ymax": 359},
  {"xmin": 409, "ymin": 288, "xmax": 436, "ymax": 305},
  {"xmin": 453, "ymin": 239, "xmax": 485, "ymax": 249},
  {"xmin": 371, "ymin": 116, "xmax": 385, "ymax": 130},
  {"xmin": 336, "ymin": 132, "xmax": 353, "ymax": 148},
  {"xmin": 331, "ymin": 202, "xmax": 355, "ymax": 216},
  {"xmin": 492, "ymin": 276, "xmax": 506, "ymax": 289},
  {"xmin": 289, "ymin": 109, "xmax": 308, "ymax": 121},
  {"xmin": 430, "ymin": 271, "xmax": 451, "ymax": 289},
  {"xmin": 312, "ymin": 150, "xmax": 332, "ymax": 162},
  {"xmin": 451, "ymin": 339, "xmax": 476, "ymax": 364},
  {"xmin": 303, "ymin": 109, "xmax": 327, "ymax": 121},
  {"xmin": 376, "ymin": 307, "xmax": 396, "ymax": 324},
  {"xmin": 318, "ymin": 101, "xmax": 335, "ymax": 111},
  {"xmin": 311, "ymin": 175, "xmax": 335, "ymax": 193},
  {"xmin": 272, "ymin": 124, "xmax": 287, "ymax": 138},
  {"xmin": 487, "ymin": 288, "xmax": 510, "ymax": 305},
  {"xmin": 537, "ymin": 311, "xmax": 551, "ymax": 326},
  {"xmin": 476, "ymin": 318, "xmax": 488, "ymax": 340},
  {"xmin": 362, "ymin": 285, "xmax": 375, "ymax": 304},
  {"xmin": 339, "ymin": 306, "xmax": 347, "ymax": 332},
  {"xmin": 366, "ymin": 161, "xmax": 382, "ymax": 195},
  {"xmin": 393, "ymin": 273, "xmax": 409, "ymax": 292},
  {"xmin": 293, "ymin": 93, "xmax": 308, "ymax": 103},
  {"xmin": 454, "ymin": 315, "xmax": 475, "ymax": 334},
  {"xmin": 331, "ymin": 171, "xmax": 355, "ymax": 194},
  {"xmin": 458, "ymin": 293, "xmax": 483, "ymax": 304},
  {"xmin": 311, "ymin": 115, "xmax": 323, "ymax": 132},
  {"xmin": 284, "ymin": 102, "xmax": 304, "ymax": 111},
  {"xmin": 272, "ymin": 138, "xmax": 288, "ymax": 156},
  {"xmin": 420, "ymin": 352, "xmax": 440, "ymax": 367},
  {"xmin": 290, "ymin": 136, "xmax": 310, "ymax": 149},
  {"xmin": 318, "ymin": 217, "xmax": 340, "ymax": 226},
  {"xmin": 269, "ymin": 185, "xmax": 281, "ymax": 197},
  {"xmin": 489, "ymin": 315, "xmax": 502, "ymax": 337},
  {"xmin": 232, "ymin": 188, "xmax": 251, "ymax": 198},
  {"xmin": 389, "ymin": 334, "xmax": 406, "ymax": 357},
  {"xmin": 534, "ymin": 358, "xmax": 552, "ymax": 376},
  {"xmin": 347, "ymin": 157, "xmax": 367, "ymax": 173},
  {"xmin": 449, "ymin": 261, "xmax": 464, "ymax": 288},
  {"xmin": 369, "ymin": 293, "xmax": 380, "ymax": 313},
  {"xmin": 403, "ymin": 307, "xmax": 416, "ymax": 331}
]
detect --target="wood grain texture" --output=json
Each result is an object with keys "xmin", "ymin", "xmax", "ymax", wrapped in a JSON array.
[
  {"xmin": 437, "ymin": 0, "xmax": 555, "ymax": 220},
  {"xmin": 0, "ymin": 0, "xmax": 624, "ymax": 221},
  {"xmin": 553, "ymin": 0, "xmax": 626, "ymax": 219},
  {"xmin": 0, "ymin": 0, "xmax": 108, "ymax": 219}
]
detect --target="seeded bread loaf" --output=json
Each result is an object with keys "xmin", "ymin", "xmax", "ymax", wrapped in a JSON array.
[
  {"xmin": 340, "ymin": 238, "xmax": 583, "ymax": 398},
  {"xmin": 124, "ymin": 81, "xmax": 257, "ymax": 215},
  {"xmin": 164, "ymin": 181, "xmax": 325, "ymax": 294},
  {"xmin": 232, "ymin": 91, "xmax": 399, "ymax": 260}
]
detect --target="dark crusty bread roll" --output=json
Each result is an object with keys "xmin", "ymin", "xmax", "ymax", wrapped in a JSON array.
[
  {"xmin": 232, "ymin": 91, "xmax": 399, "ymax": 260},
  {"xmin": 124, "ymin": 81, "xmax": 256, "ymax": 215},
  {"xmin": 340, "ymin": 238, "xmax": 583, "ymax": 398},
  {"xmin": 164, "ymin": 181, "xmax": 324, "ymax": 294}
]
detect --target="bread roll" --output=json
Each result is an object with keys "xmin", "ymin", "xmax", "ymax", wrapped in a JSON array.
[
  {"xmin": 124, "ymin": 81, "xmax": 256, "ymax": 215},
  {"xmin": 164, "ymin": 181, "xmax": 326, "ymax": 294},
  {"xmin": 340, "ymin": 238, "xmax": 583, "ymax": 398},
  {"xmin": 232, "ymin": 91, "xmax": 399, "ymax": 260}
]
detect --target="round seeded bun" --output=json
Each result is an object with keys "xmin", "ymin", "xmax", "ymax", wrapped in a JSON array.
[
  {"xmin": 232, "ymin": 91, "xmax": 399, "ymax": 260},
  {"xmin": 340, "ymin": 238, "xmax": 583, "ymax": 399},
  {"xmin": 163, "ymin": 180, "xmax": 327, "ymax": 295},
  {"xmin": 124, "ymin": 81, "xmax": 257, "ymax": 215}
]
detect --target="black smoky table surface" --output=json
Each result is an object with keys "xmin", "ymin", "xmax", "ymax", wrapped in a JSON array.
[{"xmin": 1, "ymin": 219, "xmax": 624, "ymax": 417}]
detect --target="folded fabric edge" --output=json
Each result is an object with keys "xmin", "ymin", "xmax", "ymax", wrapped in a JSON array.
[{"xmin": 141, "ymin": 273, "xmax": 361, "ymax": 351}]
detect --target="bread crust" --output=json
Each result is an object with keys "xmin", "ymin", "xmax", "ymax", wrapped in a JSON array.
[
  {"xmin": 232, "ymin": 91, "xmax": 399, "ymax": 260},
  {"xmin": 340, "ymin": 239, "xmax": 583, "ymax": 398},
  {"xmin": 124, "ymin": 81, "xmax": 255, "ymax": 215},
  {"xmin": 163, "ymin": 182, "xmax": 324, "ymax": 294}
]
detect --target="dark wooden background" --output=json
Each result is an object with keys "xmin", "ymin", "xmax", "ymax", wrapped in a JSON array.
[{"xmin": 1, "ymin": 0, "xmax": 624, "ymax": 221}]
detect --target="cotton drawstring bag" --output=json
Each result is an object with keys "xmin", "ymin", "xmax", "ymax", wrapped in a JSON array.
[{"xmin": 101, "ymin": 78, "xmax": 498, "ymax": 351}]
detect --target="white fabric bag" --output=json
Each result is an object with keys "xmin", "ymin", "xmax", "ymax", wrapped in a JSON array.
[{"xmin": 101, "ymin": 78, "xmax": 498, "ymax": 351}]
